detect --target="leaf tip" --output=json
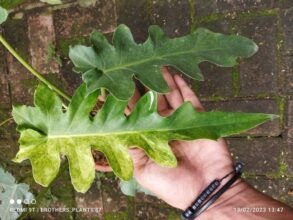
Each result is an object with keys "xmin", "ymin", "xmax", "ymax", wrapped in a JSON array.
[{"xmin": 268, "ymin": 114, "xmax": 279, "ymax": 120}]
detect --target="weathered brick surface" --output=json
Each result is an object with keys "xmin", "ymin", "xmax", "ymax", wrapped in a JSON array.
[
  {"xmin": 280, "ymin": 178, "xmax": 293, "ymax": 206},
  {"xmin": 27, "ymin": 11, "xmax": 59, "ymax": 74},
  {"xmin": 282, "ymin": 7, "xmax": 293, "ymax": 51},
  {"xmin": 150, "ymin": 0, "xmax": 191, "ymax": 37},
  {"xmin": 286, "ymin": 100, "xmax": 293, "ymax": 173},
  {"xmin": 197, "ymin": 63, "xmax": 233, "ymax": 98},
  {"xmin": 101, "ymin": 177, "xmax": 128, "ymax": 214},
  {"xmin": 135, "ymin": 204, "xmax": 180, "ymax": 220},
  {"xmin": 116, "ymin": 0, "xmax": 150, "ymax": 42},
  {"xmin": 0, "ymin": 138, "xmax": 19, "ymax": 162},
  {"xmin": 75, "ymin": 180, "xmax": 104, "ymax": 219},
  {"xmin": 195, "ymin": 19, "xmax": 231, "ymax": 33},
  {"xmin": 203, "ymin": 99, "xmax": 281, "ymax": 136},
  {"xmin": 0, "ymin": 83, "xmax": 11, "ymax": 108},
  {"xmin": 245, "ymin": 177, "xmax": 281, "ymax": 200},
  {"xmin": 284, "ymin": 57, "xmax": 293, "ymax": 95},
  {"xmin": 0, "ymin": 46, "xmax": 8, "ymax": 83},
  {"xmin": 53, "ymin": 0, "xmax": 116, "ymax": 39},
  {"xmin": 4, "ymin": 18, "xmax": 31, "ymax": 80},
  {"xmin": 237, "ymin": 16, "xmax": 279, "ymax": 96},
  {"xmin": 10, "ymin": 76, "xmax": 38, "ymax": 105},
  {"xmin": 227, "ymin": 138, "xmax": 284, "ymax": 174},
  {"xmin": 194, "ymin": 0, "xmax": 274, "ymax": 16}
]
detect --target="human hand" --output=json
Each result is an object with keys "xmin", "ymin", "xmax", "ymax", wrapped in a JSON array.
[
  {"xmin": 126, "ymin": 67, "xmax": 234, "ymax": 210},
  {"xmin": 96, "ymin": 67, "xmax": 234, "ymax": 209}
]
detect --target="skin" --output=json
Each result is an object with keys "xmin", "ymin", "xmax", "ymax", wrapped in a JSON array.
[{"xmin": 96, "ymin": 67, "xmax": 293, "ymax": 219}]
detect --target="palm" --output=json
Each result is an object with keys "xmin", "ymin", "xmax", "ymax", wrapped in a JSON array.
[
  {"xmin": 96, "ymin": 67, "xmax": 233, "ymax": 210},
  {"xmin": 129, "ymin": 69, "xmax": 233, "ymax": 209}
]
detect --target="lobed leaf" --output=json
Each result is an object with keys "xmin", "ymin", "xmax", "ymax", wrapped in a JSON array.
[
  {"xmin": 12, "ymin": 84, "xmax": 274, "ymax": 192},
  {"xmin": 0, "ymin": 6, "xmax": 8, "ymax": 24},
  {"xmin": 69, "ymin": 25, "xmax": 258, "ymax": 100}
]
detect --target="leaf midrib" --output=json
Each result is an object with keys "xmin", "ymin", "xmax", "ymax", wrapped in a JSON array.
[
  {"xmin": 47, "ymin": 117, "xmax": 265, "ymax": 139},
  {"xmin": 103, "ymin": 47, "xmax": 232, "ymax": 74}
]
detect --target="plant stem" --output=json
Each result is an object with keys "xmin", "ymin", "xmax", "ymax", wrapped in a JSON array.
[
  {"xmin": 0, "ymin": 117, "xmax": 13, "ymax": 127},
  {"xmin": 101, "ymin": 88, "xmax": 107, "ymax": 99},
  {"xmin": 0, "ymin": 34, "xmax": 71, "ymax": 102}
]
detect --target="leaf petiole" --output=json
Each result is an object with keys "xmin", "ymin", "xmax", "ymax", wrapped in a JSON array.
[
  {"xmin": 0, "ymin": 34, "xmax": 71, "ymax": 102},
  {"xmin": 0, "ymin": 117, "xmax": 13, "ymax": 127}
]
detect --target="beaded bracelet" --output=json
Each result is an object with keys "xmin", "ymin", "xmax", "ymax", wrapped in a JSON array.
[{"xmin": 181, "ymin": 162, "xmax": 244, "ymax": 220}]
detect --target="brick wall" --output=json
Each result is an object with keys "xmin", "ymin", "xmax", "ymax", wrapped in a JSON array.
[{"xmin": 0, "ymin": 0, "xmax": 292, "ymax": 219}]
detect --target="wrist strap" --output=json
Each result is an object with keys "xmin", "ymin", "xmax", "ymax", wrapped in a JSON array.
[{"xmin": 181, "ymin": 162, "xmax": 244, "ymax": 220}]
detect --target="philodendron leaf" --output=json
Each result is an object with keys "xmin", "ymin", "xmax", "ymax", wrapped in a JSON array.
[
  {"xmin": 69, "ymin": 25, "xmax": 258, "ymax": 100},
  {"xmin": 12, "ymin": 84, "xmax": 274, "ymax": 193},
  {"xmin": 0, "ymin": 6, "xmax": 8, "ymax": 24}
]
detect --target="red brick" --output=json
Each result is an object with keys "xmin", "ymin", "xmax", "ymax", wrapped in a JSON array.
[
  {"xmin": 4, "ymin": 18, "xmax": 31, "ymax": 81},
  {"xmin": 53, "ymin": 0, "xmax": 116, "ymax": 39},
  {"xmin": 237, "ymin": 17, "xmax": 279, "ymax": 96},
  {"xmin": 116, "ymin": 0, "xmax": 150, "ymax": 42},
  {"xmin": 27, "ymin": 11, "xmax": 59, "ymax": 74},
  {"xmin": 150, "ymin": 0, "xmax": 191, "ymax": 37},
  {"xmin": 227, "ymin": 137, "xmax": 284, "ymax": 174}
]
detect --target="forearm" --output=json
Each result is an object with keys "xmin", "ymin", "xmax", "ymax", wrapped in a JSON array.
[{"xmin": 197, "ymin": 179, "xmax": 293, "ymax": 220}]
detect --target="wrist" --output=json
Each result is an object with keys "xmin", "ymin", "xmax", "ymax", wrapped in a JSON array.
[
  {"xmin": 199, "ymin": 178, "xmax": 248, "ymax": 219},
  {"xmin": 181, "ymin": 163, "xmax": 246, "ymax": 219}
]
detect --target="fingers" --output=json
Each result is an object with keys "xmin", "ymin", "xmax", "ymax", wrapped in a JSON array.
[
  {"xmin": 174, "ymin": 75, "xmax": 204, "ymax": 112},
  {"xmin": 125, "ymin": 88, "xmax": 141, "ymax": 116},
  {"xmin": 157, "ymin": 94, "xmax": 169, "ymax": 113},
  {"xmin": 162, "ymin": 67, "xmax": 184, "ymax": 109},
  {"xmin": 128, "ymin": 88, "xmax": 141, "ymax": 111},
  {"xmin": 95, "ymin": 164, "xmax": 113, "ymax": 172},
  {"xmin": 128, "ymin": 147, "xmax": 149, "ymax": 171}
]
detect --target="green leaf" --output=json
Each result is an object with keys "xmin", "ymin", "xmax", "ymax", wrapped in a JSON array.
[
  {"xmin": 40, "ymin": 0, "xmax": 62, "ymax": 4},
  {"xmin": 69, "ymin": 25, "xmax": 258, "ymax": 100},
  {"xmin": 12, "ymin": 84, "xmax": 274, "ymax": 192},
  {"xmin": 0, "ymin": 6, "xmax": 8, "ymax": 24},
  {"xmin": 0, "ymin": 0, "xmax": 24, "ymax": 9},
  {"xmin": 0, "ymin": 167, "xmax": 34, "ymax": 220}
]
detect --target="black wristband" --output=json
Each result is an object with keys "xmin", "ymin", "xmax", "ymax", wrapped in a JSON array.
[{"xmin": 181, "ymin": 162, "xmax": 244, "ymax": 220}]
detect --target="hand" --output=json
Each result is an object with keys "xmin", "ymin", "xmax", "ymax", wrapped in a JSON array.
[
  {"xmin": 96, "ymin": 67, "xmax": 233, "ymax": 210},
  {"xmin": 126, "ymin": 67, "xmax": 233, "ymax": 210}
]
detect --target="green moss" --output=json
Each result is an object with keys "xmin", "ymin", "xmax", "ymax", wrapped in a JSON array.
[
  {"xmin": 57, "ymin": 36, "xmax": 90, "ymax": 57},
  {"xmin": 192, "ymin": 8, "xmax": 279, "ymax": 29},
  {"xmin": 207, "ymin": 95, "xmax": 225, "ymax": 101},
  {"xmin": 48, "ymin": 43, "xmax": 62, "ymax": 66},
  {"xmin": 21, "ymin": 78, "xmax": 38, "ymax": 90},
  {"xmin": 276, "ymin": 97, "xmax": 285, "ymax": 126},
  {"xmin": 167, "ymin": 211, "xmax": 181, "ymax": 220},
  {"xmin": 266, "ymin": 161, "xmax": 288, "ymax": 179},
  {"xmin": 255, "ymin": 93, "xmax": 270, "ymax": 99},
  {"xmin": 242, "ymin": 171, "xmax": 257, "ymax": 179},
  {"xmin": 104, "ymin": 211, "xmax": 129, "ymax": 220},
  {"xmin": 279, "ymin": 162, "xmax": 288, "ymax": 176},
  {"xmin": 192, "ymin": 13, "xmax": 224, "ymax": 28},
  {"xmin": 232, "ymin": 66, "xmax": 240, "ymax": 97}
]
